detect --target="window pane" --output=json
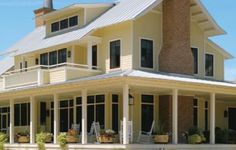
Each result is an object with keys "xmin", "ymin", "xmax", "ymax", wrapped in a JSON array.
[
  {"xmin": 110, "ymin": 40, "xmax": 120, "ymax": 69},
  {"xmin": 76, "ymin": 97, "xmax": 82, "ymax": 105},
  {"xmin": 60, "ymin": 109, "xmax": 68, "ymax": 132},
  {"xmin": 96, "ymin": 104, "xmax": 105, "ymax": 129},
  {"xmin": 69, "ymin": 108, "xmax": 73, "ymax": 130},
  {"xmin": 69, "ymin": 16, "xmax": 78, "ymax": 27},
  {"xmin": 141, "ymin": 95, "xmax": 154, "ymax": 103},
  {"xmin": 141, "ymin": 104, "xmax": 153, "ymax": 132},
  {"xmin": 141, "ymin": 39, "xmax": 153, "ymax": 68},
  {"xmin": 112, "ymin": 104, "xmax": 119, "ymax": 133},
  {"xmin": 60, "ymin": 100, "xmax": 68, "ymax": 108},
  {"xmin": 92, "ymin": 45, "xmax": 98, "ymax": 67},
  {"xmin": 112, "ymin": 94, "xmax": 119, "ymax": 103},
  {"xmin": 191, "ymin": 48, "xmax": 198, "ymax": 74},
  {"xmin": 51, "ymin": 110, "xmax": 54, "ymax": 133},
  {"xmin": 87, "ymin": 96, "xmax": 94, "ymax": 104},
  {"xmin": 51, "ymin": 22, "xmax": 59, "ymax": 32},
  {"xmin": 40, "ymin": 102, "xmax": 47, "ymax": 125},
  {"xmin": 49, "ymin": 51, "xmax": 57, "ymax": 65},
  {"xmin": 205, "ymin": 54, "xmax": 214, "ymax": 76},
  {"xmin": 76, "ymin": 106, "xmax": 82, "ymax": 131},
  {"xmin": 96, "ymin": 95, "xmax": 105, "ymax": 103},
  {"xmin": 14, "ymin": 104, "xmax": 20, "ymax": 126},
  {"xmin": 21, "ymin": 103, "xmax": 27, "ymax": 126},
  {"xmin": 40, "ymin": 53, "xmax": 48, "ymax": 65},
  {"xmin": 87, "ymin": 105, "xmax": 94, "ymax": 132},
  {"xmin": 60, "ymin": 19, "xmax": 68, "ymax": 30},
  {"xmin": 27, "ymin": 103, "xmax": 30, "ymax": 126},
  {"xmin": 58, "ymin": 48, "xmax": 67, "ymax": 64}
]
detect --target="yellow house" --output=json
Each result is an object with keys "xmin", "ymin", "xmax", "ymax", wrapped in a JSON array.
[{"xmin": 0, "ymin": 0, "xmax": 236, "ymax": 149}]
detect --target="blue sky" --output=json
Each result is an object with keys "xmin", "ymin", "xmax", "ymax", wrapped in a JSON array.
[{"xmin": 0, "ymin": 0, "xmax": 235, "ymax": 80}]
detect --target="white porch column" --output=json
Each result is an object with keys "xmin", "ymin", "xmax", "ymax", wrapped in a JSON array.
[
  {"xmin": 123, "ymin": 84, "xmax": 129, "ymax": 144},
  {"xmin": 82, "ymin": 89, "xmax": 88, "ymax": 144},
  {"xmin": 53, "ymin": 94, "xmax": 59, "ymax": 144},
  {"xmin": 87, "ymin": 41, "xmax": 92, "ymax": 70},
  {"xmin": 30, "ymin": 96, "xmax": 36, "ymax": 143},
  {"xmin": 172, "ymin": 89, "xmax": 178, "ymax": 144},
  {"xmin": 210, "ymin": 92, "xmax": 216, "ymax": 144},
  {"xmin": 9, "ymin": 99, "xmax": 14, "ymax": 144}
]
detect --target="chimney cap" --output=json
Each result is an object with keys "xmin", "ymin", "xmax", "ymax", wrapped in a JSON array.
[{"xmin": 43, "ymin": 0, "xmax": 53, "ymax": 9}]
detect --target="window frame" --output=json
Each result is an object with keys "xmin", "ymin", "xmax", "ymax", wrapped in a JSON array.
[
  {"xmin": 139, "ymin": 38, "xmax": 154, "ymax": 70},
  {"xmin": 205, "ymin": 53, "xmax": 215, "ymax": 77},
  {"xmin": 111, "ymin": 94, "xmax": 119, "ymax": 133},
  {"xmin": 59, "ymin": 99, "xmax": 74, "ymax": 132},
  {"xmin": 92, "ymin": 45, "xmax": 98, "ymax": 68},
  {"xmin": 109, "ymin": 39, "xmax": 122, "ymax": 70},
  {"xmin": 191, "ymin": 47, "xmax": 199, "ymax": 75},
  {"xmin": 193, "ymin": 98, "xmax": 199, "ymax": 127},
  {"xmin": 140, "ymin": 94, "xmax": 155, "ymax": 132},
  {"xmin": 14, "ymin": 102, "xmax": 30, "ymax": 127}
]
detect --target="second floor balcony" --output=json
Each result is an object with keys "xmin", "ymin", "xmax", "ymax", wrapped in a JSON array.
[{"xmin": 1, "ymin": 63, "xmax": 101, "ymax": 90}]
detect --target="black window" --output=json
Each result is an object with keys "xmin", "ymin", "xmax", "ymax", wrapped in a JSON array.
[
  {"xmin": 49, "ymin": 51, "xmax": 57, "ymax": 65},
  {"xmin": 193, "ymin": 99, "xmax": 198, "ymax": 127},
  {"xmin": 14, "ymin": 103, "xmax": 30, "ymax": 126},
  {"xmin": 92, "ymin": 45, "xmax": 98, "ymax": 68},
  {"xmin": 51, "ymin": 22, "xmax": 59, "ymax": 32},
  {"xmin": 40, "ymin": 53, "xmax": 48, "ymax": 65},
  {"xmin": 20, "ymin": 63, "xmax": 23, "ymax": 70},
  {"xmin": 110, "ymin": 40, "xmax": 120, "ymax": 69},
  {"xmin": 69, "ymin": 16, "xmax": 78, "ymax": 27},
  {"xmin": 60, "ymin": 19, "xmax": 68, "ymax": 30},
  {"xmin": 58, "ymin": 48, "xmax": 67, "ymax": 64},
  {"xmin": 141, "ymin": 95, "xmax": 154, "ymax": 132},
  {"xmin": 205, "ymin": 54, "xmax": 214, "ymax": 77},
  {"xmin": 40, "ymin": 102, "xmax": 47, "ymax": 125},
  {"xmin": 59, "ymin": 100, "xmax": 73, "ymax": 132},
  {"xmin": 191, "ymin": 48, "xmax": 198, "ymax": 74},
  {"xmin": 112, "ymin": 95, "xmax": 119, "ymax": 133},
  {"xmin": 76, "ymin": 97, "xmax": 82, "ymax": 131},
  {"xmin": 35, "ymin": 58, "xmax": 39, "ymax": 65},
  {"xmin": 141, "ymin": 39, "xmax": 153, "ymax": 68},
  {"xmin": 205, "ymin": 101, "xmax": 209, "ymax": 131}
]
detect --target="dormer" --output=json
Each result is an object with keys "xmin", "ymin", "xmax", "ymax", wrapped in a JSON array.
[{"xmin": 39, "ymin": 3, "xmax": 114, "ymax": 37}]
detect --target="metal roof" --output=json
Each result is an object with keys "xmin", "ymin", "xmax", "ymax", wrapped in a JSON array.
[
  {"xmin": 0, "ymin": 56, "xmax": 14, "ymax": 76},
  {"xmin": 7, "ymin": 0, "xmax": 161, "ymax": 56}
]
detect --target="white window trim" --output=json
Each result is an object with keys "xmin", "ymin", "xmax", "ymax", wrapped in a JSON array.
[
  {"xmin": 14, "ymin": 102, "xmax": 30, "ymax": 127},
  {"xmin": 110, "ymin": 93, "xmax": 120, "ymax": 132},
  {"xmin": 139, "ymin": 38, "xmax": 155, "ymax": 71},
  {"xmin": 92, "ymin": 44, "xmax": 99, "ymax": 68},
  {"xmin": 108, "ymin": 39, "xmax": 122, "ymax": 71},
  {"xmin": 205, "ymin": 52, "xmax": 215, "ymax": 78},
  {"xmin": 191, "ymin": 46, "xmax": 199, "ymax": 75},
  {"xmin": 50, "ymin": 15, "xmax": 80, "ymax": 34},
  {"xmin": 58, "ymin": 99, "xmax": 74, "ymax": 131},
  {"xmin": 140, "ymin": 94, "xmax": 155, "ymax": 132}
]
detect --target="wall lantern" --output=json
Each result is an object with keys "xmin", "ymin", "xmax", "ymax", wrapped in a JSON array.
[
  {"xmin": 224, "ymin": 110, "xmax": 228, "ymax": 118},
  {"xmin": 68, "ymin": 51, "xmax": 71, "ymax": 58}
]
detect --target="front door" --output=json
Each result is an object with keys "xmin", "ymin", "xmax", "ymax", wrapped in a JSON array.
[
  {"xmin": 228, "ymin": 108, "xmax": 236, "ymax": 131},
  {"xmin": 1, "ymin": 113, "xmax": 8, "ymax": 133}
]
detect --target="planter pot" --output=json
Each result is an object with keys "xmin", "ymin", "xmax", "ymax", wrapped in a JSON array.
[
  {"xmin": 154, "ymin": 135, "xmax": 169, "ymax": 144},
  {"xmin": 188, "ymin": 134, "xmax": 202, "ymax": 144},
  {"xmin": 66, "ymin": 135, "xmax": 79, "ymax": 143},
  {"xmin": 17, "ymin": 136, "xmax": 30, "ymax": 143},
  {"xmin": 98, "ymin": 135, "xmax": 115, "ymax": 143}
]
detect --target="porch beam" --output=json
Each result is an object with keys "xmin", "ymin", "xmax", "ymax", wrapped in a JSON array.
[
  {"xmin": 53, "ymin": 94, "xmax": 59, "ymax": 144},
  {"xmin": 210, "ymin": 92, "xmax": 216, "ymax": 144},
  {"xmin": 172, "ymin": 89, "xmax": 178, "ymax": 144},
  {"xmin": 30, "ymin": 96, "xmax": 36, "ymax": 143},
  {"xmin": 123, "ymin": 84, "xmax": 129, "ymax": 144},
  {"xmin": 82, "ymin": 89, "xmax": 88, "ymax": 144},
  {"xmin": 9, "ymin": 99, "xmax": 14, "ymax": 144},
  {"xmin": 87, "ymin": 41, "xmax": 92, "ymax": 70}
]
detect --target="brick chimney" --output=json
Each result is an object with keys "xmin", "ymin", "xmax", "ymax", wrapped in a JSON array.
[
  {"xmin": 159, "ymin": 0, "xmax": 193, "ymax": 75},
  {"xmin": 34, "ymin": 0, "xmax": 54, "ymax": 27}
]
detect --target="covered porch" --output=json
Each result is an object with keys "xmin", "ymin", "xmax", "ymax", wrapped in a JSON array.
[{"xmin": 0, "ymin": 70, "xmax": 236, "ymax": 149}]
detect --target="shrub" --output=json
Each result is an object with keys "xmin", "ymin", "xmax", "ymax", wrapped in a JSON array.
[
  {"xmin": 57, "ymin": 133, "xmax": 67, "ymax": 149},
  {"xmin": 0, "ymin": 133, "xmax": 8, "ymax": 150}
]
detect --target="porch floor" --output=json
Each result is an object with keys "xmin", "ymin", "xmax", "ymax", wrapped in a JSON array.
[{"xmin": 4, "ymin": 143, "xmax": 236, "ymax": 150}]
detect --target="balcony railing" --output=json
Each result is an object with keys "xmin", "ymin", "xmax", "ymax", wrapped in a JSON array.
[{"xmin": 1, "ymin": 63, "xmax": 101, "ymax": 90}]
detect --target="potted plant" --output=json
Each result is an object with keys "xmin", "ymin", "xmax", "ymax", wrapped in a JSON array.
[
  {"xmin": 98, "ymin": 129, "xmax": 116, "ymax": 143},
  {"xmin": 153, "ymin": 123, "xmax": 169, "ymax": 144},
  {"xmin": 66, "ymin": 129, "xmax": 79, "ymax": 143},
  {"xmin": 57, "ymin": 133, "xmax": 67, "ymax": 150},
  {"xmin": 36, "ymin": 132, "xmax": 53, "ymax": 150},
  {"xmin": 183, "ymin": 126, "xmax": 206, "ymax": 144},
  {"xmin": 0, "ymin": 132, "xmax": 8, "ymax": 150},
  {"xmin": 16, "ymin": 131, "xmax": 30, "ymax": 143}
]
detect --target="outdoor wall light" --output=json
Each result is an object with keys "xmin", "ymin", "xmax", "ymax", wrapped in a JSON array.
[{"xmin": 68, "ymin": 51, "xmax": 71, "ymax": 58}]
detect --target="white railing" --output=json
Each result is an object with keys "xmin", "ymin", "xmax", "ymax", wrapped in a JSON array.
[{"xmin": 3, "ymin": 63, "xmax": 99, "ymax": 76}]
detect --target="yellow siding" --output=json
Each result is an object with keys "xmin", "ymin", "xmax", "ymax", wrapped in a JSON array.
[
  {"xmin": 49, "ymin": 68, "xmax": 66, "ymax": 83},
  {"xmin": 92, "ymin": 21, "xmax": 133, "ymax": 72},
  {"xmin": 85, "ymin": 7, "xmax": 110, "ymax": 24},
  {"xmin": 74, "ymin": 45, "xmax": 87, "ymax": 65},
  {"xmin": 133, "ymin": 12, "xmax": 162, "ymax": 71},
  {"xmin": 206, "ymin": 42, "xmax": 224, "ymax": 80}
]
